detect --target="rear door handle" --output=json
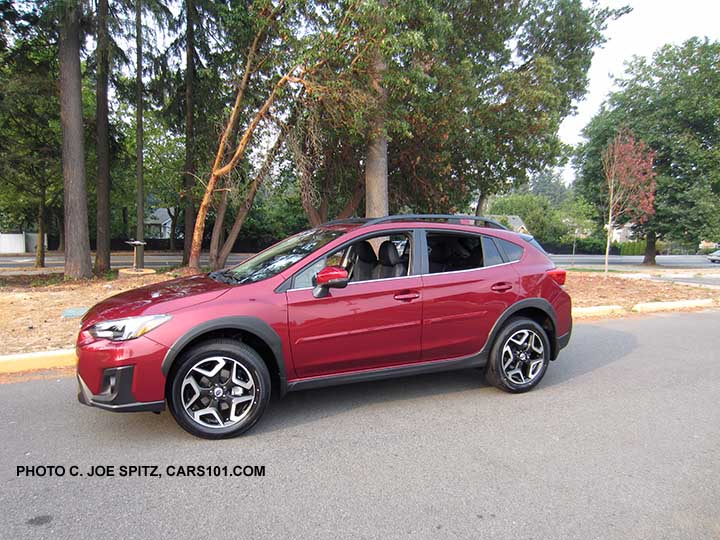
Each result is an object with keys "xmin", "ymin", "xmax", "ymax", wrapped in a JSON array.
[
  {"xmin": 394, "ymin": 291, "xmax": 420, "ymax": 301},
  {"xmin": 491, "ymin": 282, "xmax": 513, "ymax": 292}
]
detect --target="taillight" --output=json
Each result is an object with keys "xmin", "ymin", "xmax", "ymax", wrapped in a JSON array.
[{"xmin": 547, "ymin": 268, "xmax": 566, "ymax": 286}]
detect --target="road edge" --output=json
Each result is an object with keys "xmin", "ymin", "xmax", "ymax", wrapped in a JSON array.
[
  {"xmin": 0, "ymin": 348, "xmax": 76, "ymax": 374},
  {"xmin": 1, "ymin": 299, "xmax": 718, "ymax": 375}
]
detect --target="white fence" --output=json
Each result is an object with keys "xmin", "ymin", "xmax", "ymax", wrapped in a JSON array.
[{"xmin": 0, "ymin": 233, "xmax": 47, "ymax": 254}]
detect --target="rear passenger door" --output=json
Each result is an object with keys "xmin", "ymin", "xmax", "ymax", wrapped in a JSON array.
[{"xmin": 419, "ymin": 231, "xmax": 522, "ymax": 361}]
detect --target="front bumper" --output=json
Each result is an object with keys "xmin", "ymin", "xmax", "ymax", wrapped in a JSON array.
[{"xmin": 77, "ymin": 365, "xmax": 165, "ymax": 413}]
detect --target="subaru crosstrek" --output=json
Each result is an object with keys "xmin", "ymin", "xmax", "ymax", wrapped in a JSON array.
[{"xmin": 76, "ymin": 215, "xmax": 572, "ymax": 439}]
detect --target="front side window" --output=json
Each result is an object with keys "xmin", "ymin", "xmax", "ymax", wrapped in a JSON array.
[
  {"xmin": 211, "ymin": 228, "xmax": 344, "ymax": 285},
  {"xmin": 292, "ymin": 231, "xmax": 412, "ymax": 288}
]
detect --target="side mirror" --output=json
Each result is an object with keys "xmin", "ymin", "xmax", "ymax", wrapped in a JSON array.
[{"xmin": 313, "ymin": 266, "xmax": 349, "ymax": 298}]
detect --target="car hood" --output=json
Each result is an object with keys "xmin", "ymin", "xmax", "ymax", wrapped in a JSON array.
[{"xmin": 81, "ymin": 274, "xmax": 231, "ymax": 329}]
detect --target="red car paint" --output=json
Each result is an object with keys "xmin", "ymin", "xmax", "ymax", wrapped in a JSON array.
[{"xmin": 76, "ymin": 221, "xmax": 571, "ymax": 406}]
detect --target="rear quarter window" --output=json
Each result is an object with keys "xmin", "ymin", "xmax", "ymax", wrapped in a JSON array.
[
  {"xmin": 481, "ymin": 236, "xmax": 505, "ymax": 267},
  {"xmin": 496, "ymin": 238, "xmax": 524, "ymax": 262}
]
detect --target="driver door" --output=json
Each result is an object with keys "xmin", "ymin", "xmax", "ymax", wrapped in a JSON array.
[{"xmin": 285, "ymin": 232, "xmax": 422, "ymax": 379}]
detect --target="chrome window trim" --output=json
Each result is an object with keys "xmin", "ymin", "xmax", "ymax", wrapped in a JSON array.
[
  {"xmin": 284, "ymin": 229, "xmax": 521, "ymax": 292},
  {"xmin": 420, "ymin": 259, "xmax": 519, "ymax": 278},
  {"xmin": 285, "ymin": 228, "xmax": 416, "ymax": 291},
  {"xmin": 285, "ymin": 260, "xmax": 519, "ymax": 292}
]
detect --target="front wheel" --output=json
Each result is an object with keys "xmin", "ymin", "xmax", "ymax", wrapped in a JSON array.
[
  {"xmin": 485, "ymin": 318, "xmax": 550, "ymax": 393},
  {"xmin": 168, "ymin": 339, "xmax": 271, "ymax": 439}
]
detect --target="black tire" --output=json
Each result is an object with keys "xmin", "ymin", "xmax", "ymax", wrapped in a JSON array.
[
  {"xmin": 485, "ymin": 317, "xmax": 551, "ymax": 393},
  {"xmin": 167, "ymin": 339, "xmax": 271, "ymax": 439}
]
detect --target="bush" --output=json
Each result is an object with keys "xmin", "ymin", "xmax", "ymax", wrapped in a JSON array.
[
  {"xmin": 619, "ymin": 240, "xmax": 646, "ymax": 256},
  {"xmin": 541, "ymin": 236, "xmax": 619, "ymax": 255},
  {"xmin": 488, "ymin": 193, "xmax": 570, "ymax": 245}
]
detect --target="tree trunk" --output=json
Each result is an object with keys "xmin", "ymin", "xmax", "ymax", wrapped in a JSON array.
[
  {"xmin": 643, "ymin": 230, "xmax": 657, "ymax": 265},
  {"xmin": 94, "ymin": 0, "xmax": 111, "ymax": 274},
  {"xmin": 474, "ymin": 192, "xmax": 486, "ymax": 216},
  {"xmin": 337, "ymin": 181, "xmax": 364, "ymax": 219},
  {"xmin": 364, "ymin": 114, "xmax": 388, "ymax": 218},
  {"xmin": 35, "ymin": 188, "xmax": 46, "ymax": 268},
  {"xmin": 188, "ymin": 69, "xmax": 291, "ymax": 270},
  {"xmin": 57, "ymin": 211, "xmax": 65, "ymax": 252},
  {"xmin": 215, "ymin": 133, "xmax": 285, "ymax": 268},
  {"xmin": 182, "ymin": 0, "xmax": 196, "ymax": 265},
  {"xmin": 604, "ymin": 210, "xmax": 613, "ymax": 277},
  {"xmin": 208, "ymin": 188, "xmax": 229, "ymax": 269},
  {"xmin": 59, "ymin": 1, "xmax": 92, "ymax": 279},
  {"xmin": 364, "ymin": 3, "xmax": 388, "ymax": 219},
  {"xmin": 168, "ymin": 208, "xmax": 177, "ymax": 251},
  {"xmin": 135, "ymin": 0, "xmax": 145, "ymax": 268}
]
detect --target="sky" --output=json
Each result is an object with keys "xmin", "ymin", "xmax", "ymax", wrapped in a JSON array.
[{"xmin": 559, "ymin": 0, "xmax": 720, "ymax": 182}]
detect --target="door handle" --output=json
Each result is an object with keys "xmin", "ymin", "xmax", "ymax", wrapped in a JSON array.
[
  {"xmin": 491, "ymin": 282, "xmax": 513, "ymax": 292},
  {"xmin": 394, "ymin": 291, "xmax": 420, "ymax": 301}
]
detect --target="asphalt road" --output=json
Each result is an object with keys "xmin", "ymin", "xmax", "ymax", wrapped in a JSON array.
[
  {"xmin": 0, "ymin": 252, "xmax": 251, "ymax": 269},
  {"xmin": 1, "ymin": 311, "xmax": 719, "ymax": 540},
  {"xmin": 0, "ymin": 252, "xmax": 717, "ymax": 270},
  {"xmin": 551, "ymin": 253, "xmax": 717, "ymax": 268}
]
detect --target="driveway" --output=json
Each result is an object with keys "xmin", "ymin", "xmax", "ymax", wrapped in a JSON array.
[{"xmin": 1, "ymin": 311, "xmax": 719, "ymax": 539}]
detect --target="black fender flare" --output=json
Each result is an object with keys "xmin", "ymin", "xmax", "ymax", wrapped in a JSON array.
[
  {"xmin": 160, "ymin": 316, "xmax": 288, "ymax": 394},
  {"xmin": 484, "ymin": 298, "xmax": 560, "ymax": 359}
]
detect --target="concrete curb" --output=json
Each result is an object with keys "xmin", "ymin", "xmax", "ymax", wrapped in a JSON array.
[
  {"xmin": 0, "ymin": 349, "xmax": 76, "ymax": 374},
  {"xmin": 0, "ymin": 298, "xmax": 718, "ymax": 375},
  {"xmin": 631, "ymin": 298, "xmax": 715, "ymax": 313},
  {"xmin": 572, "ymin": 305, "xmax": 625, "ymax": 318}
]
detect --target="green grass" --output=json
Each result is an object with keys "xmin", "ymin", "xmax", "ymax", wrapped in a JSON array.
[{"xmin": 565, "ymin": 267, "xmax": 626, "ymax": 273}]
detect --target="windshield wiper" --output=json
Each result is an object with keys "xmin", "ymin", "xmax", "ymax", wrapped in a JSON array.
[{"xmin": 208, "ymin": 269, "xmax": 243, "ymax": 284}]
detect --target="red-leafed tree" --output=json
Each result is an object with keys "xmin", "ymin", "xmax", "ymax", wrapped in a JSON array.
[{"xmin": 602, "ymin": 128, "xmax": 656, "ymax": 275}]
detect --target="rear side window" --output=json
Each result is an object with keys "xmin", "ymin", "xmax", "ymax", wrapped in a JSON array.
[
  {"xmin": 496, "ymin": 238, "xmax": 524, "ymax": 262},
  {"xmin": 481, "ymin": 236, "xmax": 504, "ymax": 267},
  {"xmin": 425, "ymin": 232, "xmax": 511, "ymax": 273}
]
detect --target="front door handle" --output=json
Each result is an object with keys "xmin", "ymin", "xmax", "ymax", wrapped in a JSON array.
[
  {"xmin": 394, "ymin": 291, "xmax": 420, "ymax": 301},
  {"xmin": 491, "ymin": 282, "xmax": 513, "ymax": 292}
]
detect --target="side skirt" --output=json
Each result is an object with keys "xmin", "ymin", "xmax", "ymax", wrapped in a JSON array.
[{"xmin": 286, "ymin": 351, "xmax": 488, "ymax": 393}]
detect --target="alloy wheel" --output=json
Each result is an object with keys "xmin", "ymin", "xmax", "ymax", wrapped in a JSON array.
[
  {"xmin": 500, "ymin": 329, "xmax": 546, "ymax": 385},
  {"xmin": 181, "ymin": 356, "xmax": 257, "ymax": 429}
]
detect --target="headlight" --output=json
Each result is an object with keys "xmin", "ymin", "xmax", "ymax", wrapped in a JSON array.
[{"xmin": 89, "ymin": 315, "xmax": 171, "ymax": 341}]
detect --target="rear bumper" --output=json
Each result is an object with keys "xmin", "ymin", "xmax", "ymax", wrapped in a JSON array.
[
  {"xmin": 77, "ymin": 366, "xmax": 165, "ymax": 413},
  {"xmin": 555, "ymin": 317, "xmax": 572, "ymax": 355}
]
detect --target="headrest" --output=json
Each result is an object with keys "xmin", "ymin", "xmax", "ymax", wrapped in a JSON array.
[
  {"xmin": 378, "ymin": 241, "xmax": 401, "ymax": 266},
  {"xmin": 354, "ymin": 240, "xmax": 377, "ymax": 263},
  {"xmin": 428, "ymin": 242, "xmax": 451, "ymax": 262}
]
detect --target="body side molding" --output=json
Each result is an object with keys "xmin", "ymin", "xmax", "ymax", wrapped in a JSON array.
[{"xmin": 286, "ymin": 350, "xmax": 487, "ymax": 392}]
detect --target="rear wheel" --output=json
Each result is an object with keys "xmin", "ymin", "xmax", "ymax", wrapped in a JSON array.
[
  {"xmin": 168, "ymin": 339, "xmax": 271, "ymax": 439},
  {"xmin": 485, "ymin": 317, "xmax": 550, "ymax": 393}
]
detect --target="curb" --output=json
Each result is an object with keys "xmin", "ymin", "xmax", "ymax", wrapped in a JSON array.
[
  {"xmin": 0, "ymin": 349, "xmax": 76, "ymax": 374},
  {"xmin": 631, "ymin": 298, "xmax": 715, "ymax": 313},
  {"xmin": 572, "ymin": 305, "xmax": 625, "ymax": 318},
  {"xmin": 1, "ymin": 298, "xmax": 718, "ymax": 376}
]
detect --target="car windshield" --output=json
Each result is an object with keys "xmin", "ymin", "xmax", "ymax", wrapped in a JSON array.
[{"xmin": 209, "ymin": 228, "xmax": 344, "ymax": 285}]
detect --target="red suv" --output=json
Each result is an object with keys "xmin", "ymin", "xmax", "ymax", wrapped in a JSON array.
[{"xmin": 76, "ymin": 215, "xmax": 571, "ymax": 439}]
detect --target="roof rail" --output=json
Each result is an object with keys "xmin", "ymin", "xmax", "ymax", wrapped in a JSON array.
[
  {"xmin": 320, "ymin": 217, "xmax": 370, "ymax": 227},
  {"xmin": 363, "ymin": 214, "xmax": 509, "ymax": 230}
]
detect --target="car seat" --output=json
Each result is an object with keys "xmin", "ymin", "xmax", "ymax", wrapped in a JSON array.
[{"xmin": 373, "ymin": 241, "xmax": 407, "ymax": 279}]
